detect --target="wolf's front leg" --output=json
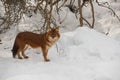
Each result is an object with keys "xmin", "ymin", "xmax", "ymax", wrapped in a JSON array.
[{"xmin": 42, "ymin": 48, "xmax": 50, "ymax": 62}]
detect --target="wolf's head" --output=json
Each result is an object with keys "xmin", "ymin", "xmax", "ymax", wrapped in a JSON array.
[{"xmin": 46, "ymin": 27, "xmax": 60, "ymax": 42}]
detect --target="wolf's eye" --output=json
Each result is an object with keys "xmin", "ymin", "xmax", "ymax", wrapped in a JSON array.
[{"xmin": 51, "ymin": 34, "xmax": 56, "ymax": 38}]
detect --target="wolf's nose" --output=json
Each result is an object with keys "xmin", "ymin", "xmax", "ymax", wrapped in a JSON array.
[{"xmin": 51, "ymin": 35, "xmax": 55, "ymax": 38}]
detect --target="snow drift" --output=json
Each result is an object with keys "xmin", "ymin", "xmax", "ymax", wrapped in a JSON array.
[{"xmin": 0, "ymin": 27, "xmax": 120, "ymax": 80}]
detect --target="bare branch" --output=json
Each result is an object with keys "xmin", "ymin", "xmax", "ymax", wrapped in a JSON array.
[
  {"xmin": 90, "ymin": 0, "xmax": 95, "ymax": 28},
  {"xmin": 96, "ymin": 0, "xmax": 120, "ymax": 22},
  {"xmin": 78, "ymin": 0, "xmax": 83, "ymax": 26}
]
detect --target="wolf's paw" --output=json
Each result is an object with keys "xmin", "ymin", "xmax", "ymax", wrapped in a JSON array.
[
  {"xmin": 18, "ymin": 57, "xmax": 23, "ymax": 59},
  {"xmin": 45, "ymin": 59, "xmax": 50, "ymax": 62},
  {"xmin": 24, "ymin": 56, "xmax": 29, "ymax": 59}
]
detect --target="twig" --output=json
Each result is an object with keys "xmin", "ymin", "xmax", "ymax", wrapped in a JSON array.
[
  {"xmin": 90, "ymin": 0, "xmax": 95, "ymax": 28},
  {"xmin": 96, "ymin": 0, "xmax": 120, "ymax": 22}
]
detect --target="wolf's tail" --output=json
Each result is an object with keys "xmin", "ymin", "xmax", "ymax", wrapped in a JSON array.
[{"xmin": 11, "ymin": 41, "xmax": 19, "ymax": 58}]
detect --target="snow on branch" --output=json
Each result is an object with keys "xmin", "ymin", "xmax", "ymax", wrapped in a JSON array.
[
  {"xmin": 0, "ymin": 0, "xmax": 119, "ymax": 33},
  {"xmin": 96, "ymin": 0, "xmax": 120, "ymax": 22}
]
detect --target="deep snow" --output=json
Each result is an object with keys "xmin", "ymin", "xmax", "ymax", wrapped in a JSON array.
[
  {"xmin": 0, "ymin": 0, "xmax": 120, "ymax": 80},
  {"xmin": 0, "ymin": 27, "xmax": 120, "ymax": 80}
]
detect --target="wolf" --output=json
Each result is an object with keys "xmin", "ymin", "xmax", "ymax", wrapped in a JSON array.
[{"xmin": 11, "ymin": 27, "xmax": 60, "ymax": 62}]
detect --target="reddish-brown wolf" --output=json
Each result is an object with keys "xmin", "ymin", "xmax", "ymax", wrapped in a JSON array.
[{"xmin": 11, "ymin": 28, "xmax": 60, "ymax": 62}]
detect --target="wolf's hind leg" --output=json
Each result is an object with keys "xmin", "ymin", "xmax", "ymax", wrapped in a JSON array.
[
  {"xmin": 17, "ymin": 49, "xmax": 22, "ymax": 59},
  {"xmin": 22, "ymin": 51, "xmax": 29, "ymax": 59},
  {"xmin": 22, "ymin": 45, "xmax": 29, "ymax": 59}
]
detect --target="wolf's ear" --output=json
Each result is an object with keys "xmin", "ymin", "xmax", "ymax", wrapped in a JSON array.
[
  {"xmin": 47, "ymin": 28, "xmax": 51, "ymax": 32},
  {"xmin": 55, "ymin": 27, "xmax": 59, "ymax": 32}
]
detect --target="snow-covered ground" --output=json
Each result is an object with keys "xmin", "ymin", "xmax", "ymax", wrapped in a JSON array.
[
  {"xmin": 0, "ymin": 0, "xmax": 120, "ymax": 80},
  {"xmin": 0, "ymin": 27, "xmax": 120, "ymax": 80}
]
